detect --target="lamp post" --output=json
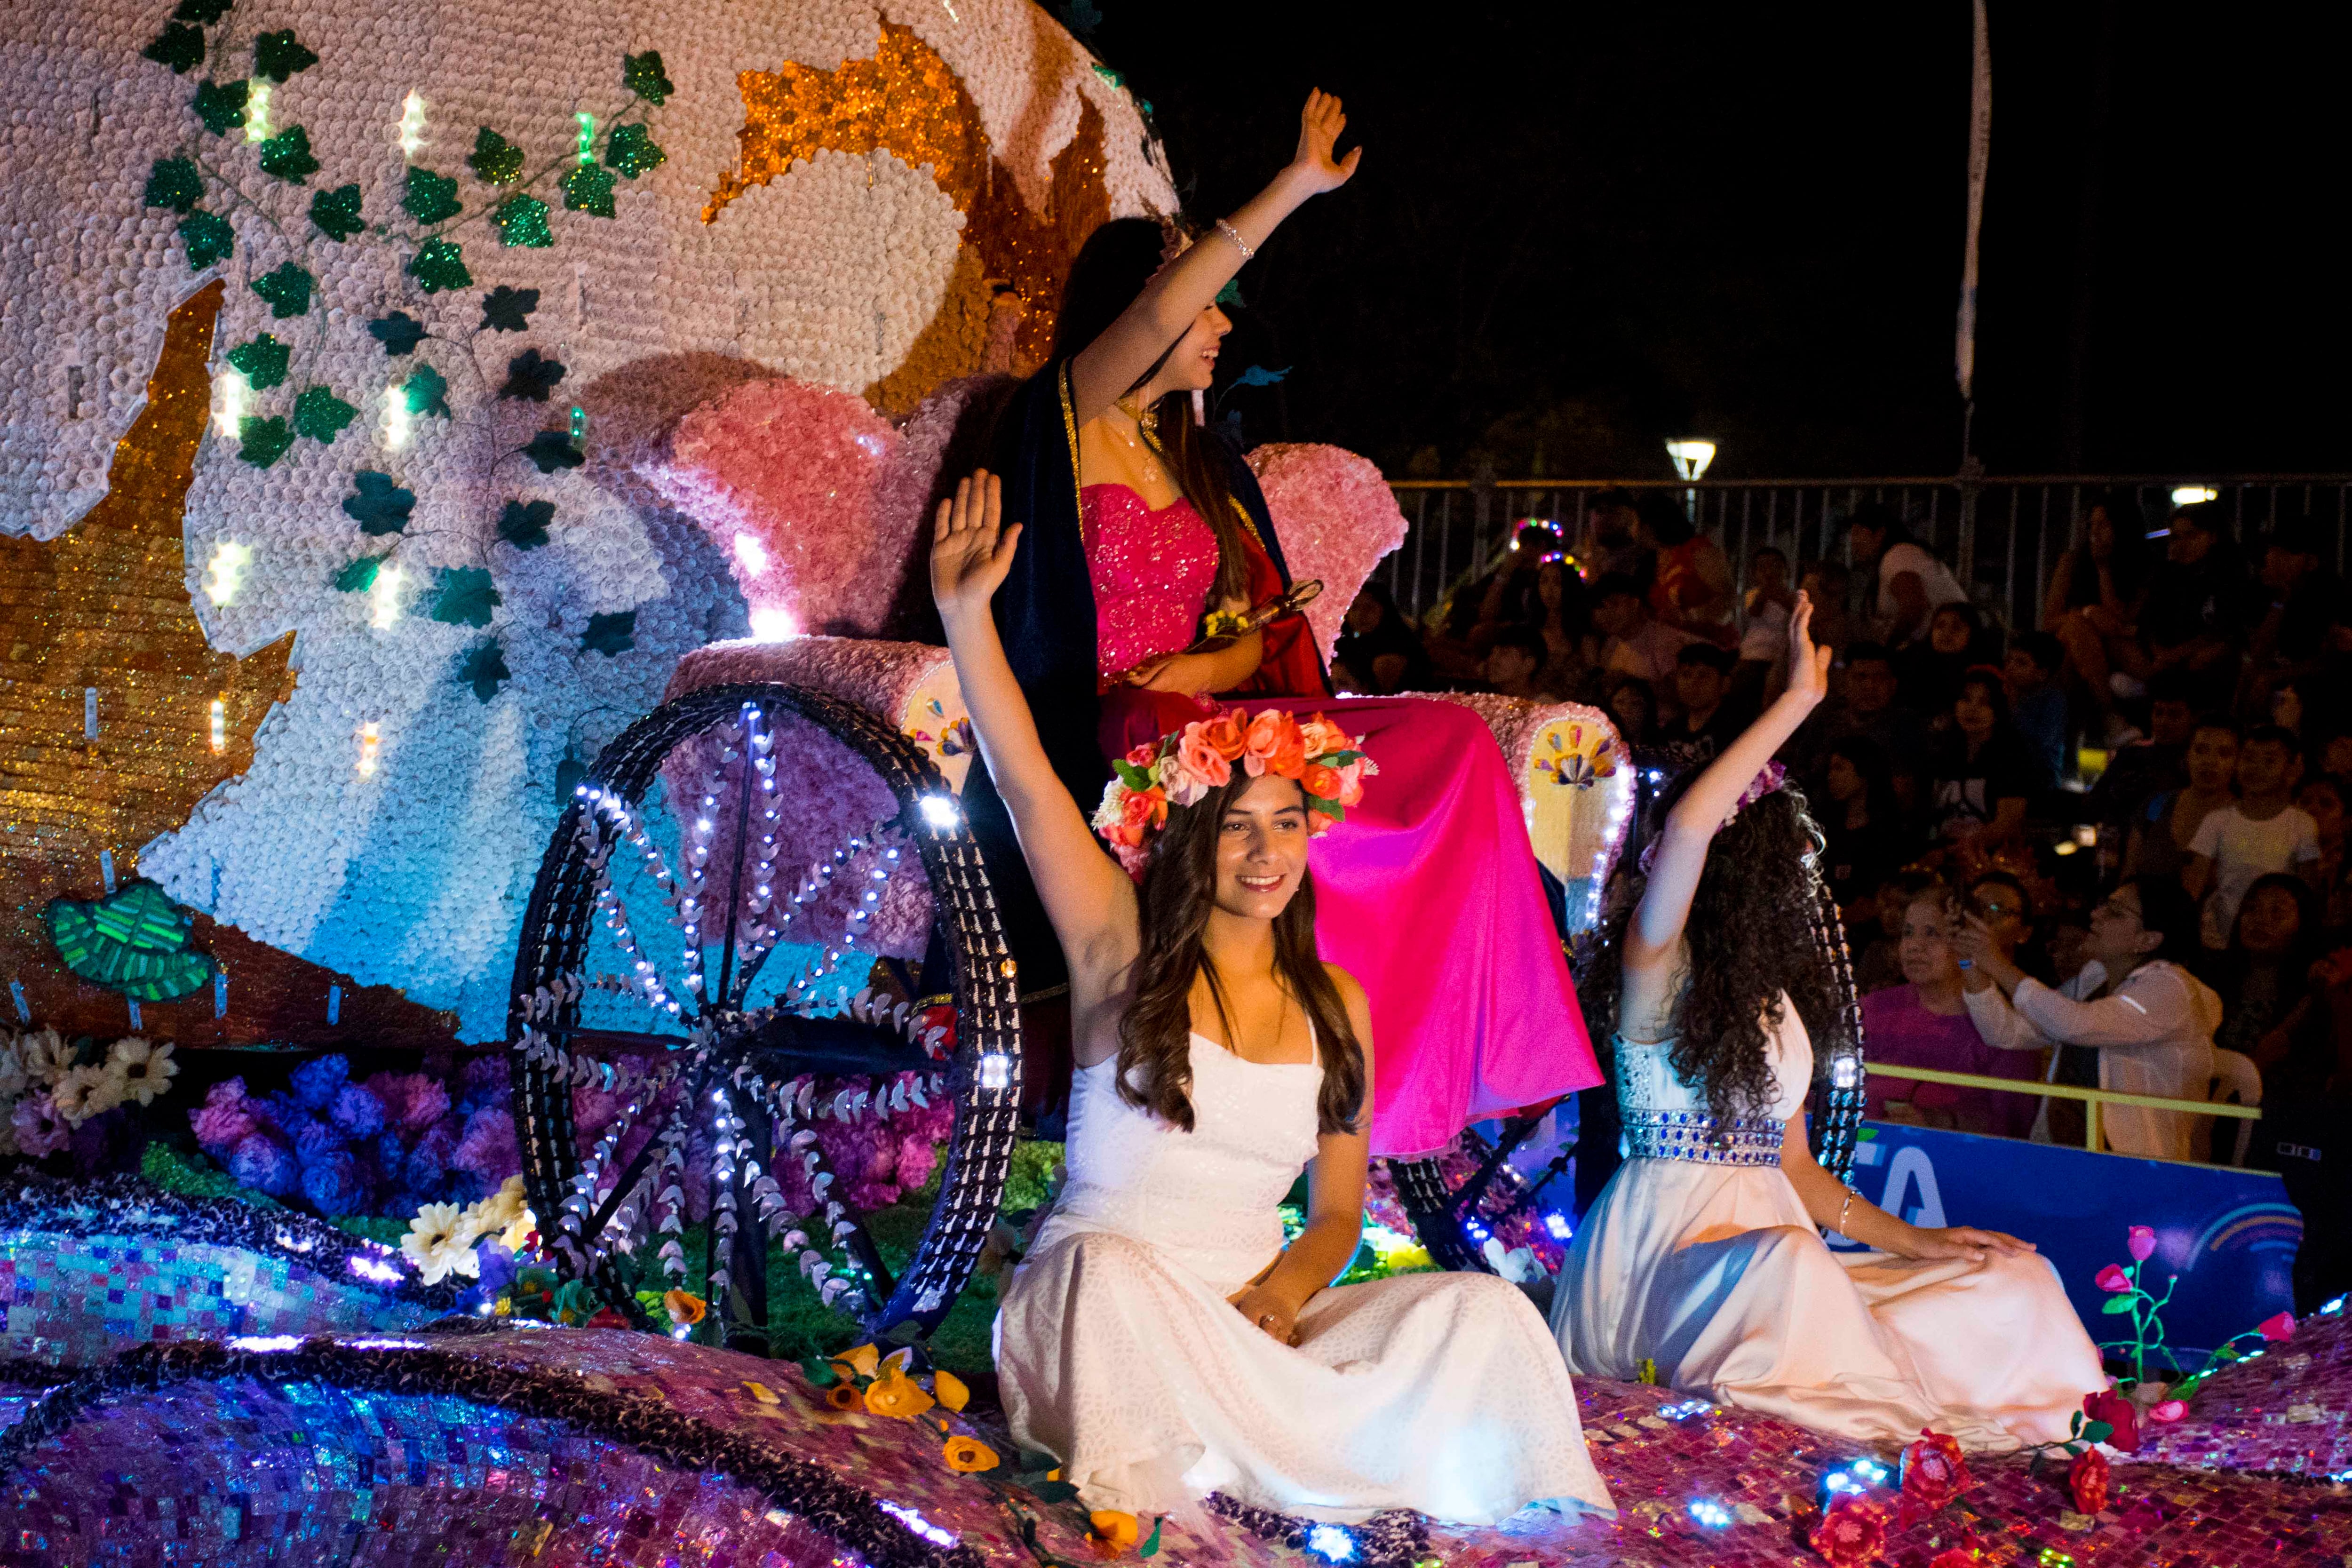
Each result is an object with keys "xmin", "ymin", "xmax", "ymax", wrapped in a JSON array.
[{"xmin": 1664, "ymin": 438, "xmax": 1716, "ymax": 522}]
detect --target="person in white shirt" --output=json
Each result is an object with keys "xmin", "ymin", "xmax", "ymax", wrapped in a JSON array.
[
  {"xmin": 1954, "ymin": 876, "xmax": 2221, "ymax": 1162},
  {"xmin": 1848, "ymin": 502, "xmax": 1966, "ymax": 648},
  {"xmin": 2185, "ymin": 724, "xmax": 2323, "ymax": 949},
  {"xmin": 1592, "ymin": 571, "xmax": 1698, "ymax": 698}
]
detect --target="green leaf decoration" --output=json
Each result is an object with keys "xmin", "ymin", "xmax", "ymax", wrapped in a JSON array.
[
  {"xmin": 457, "ymin": 638, "xmax": 512, "ymax": 702},
  {"xmin": 143, "ymin": 24, "xmax": 207, "ymax": 74},
  {"xmin": 257, "ymin": 125, "xmax": 319, "ymax": 183},
  {"xmin": 605, "ymin": 123, "xmax": 665, "ymax": 179},
  {"xmin": 178, "ymin": 209, "xmax": 234, "ymax": 269},
  {"xmin": 402, "ymin": 167, "xmax": 461, "ymax": 225},
  {"xmin": 623, "ymin": 50, "xmax": 674, "ymax": 105},
  {"xmin": 500, "ymin": 348, "xmax": 566, "ymax": 402},
  {"xmin": 1216, "ymin": 277, "xmax": 1244, "ymax": 308},
  {"xmin": 480, "ymin": 286, "xmax": 539, "ymax": 332},
  {"xmin": 249, "ymin": 261, "xmax": 314, "ymax": 318},
  {"xmin": 1026, "ymin": 1480, "xmax": 1081, "ymax": 1505},
  {"xmin": 469, "ymin": 127, "xmax": 525, "ymax": 185},
  {"xmin": 42, "ymin": 881, "xmax": 215, "ymax": 1002},
  {"xmin": 431, "ymin": 566, "xmax": 501, "ymax": 628},
  {"xmin": 252, "ymin": 30, "xmax": 318, "ymax": 83},
  {"xmin": 173, "ymin": 0, "xmax": 233, "ymax": 22},
  {"xmin": 496, "ymin": 498, "xmax": 553, "ymax": 549},
  {"xmin": 2101, "ymin": 1295, "xmax": 2138, "ymax": 1314},
  {"xmin": 1138, "ymin": 1520, "xmax": 1163, "ymax": 1560},
  {"xmin": 367, "ymin": 312, "xmax": 427, "ymax": 356},
  {"xmin": 292, "ymin": 386, "xmax": 357, "ymax": 442},
  {"xmin": 333, "ymin": 554, "xmax": 385, "ymax": 592},
  {"xmin": 223, "ymin": 334, "xmax": 289, "ymax": 390},
  {"xmin": 402, "ymin": 363, "xmax": 450, "ymax": 419},
  {"xmin": 308, "ymin": 182, "xmax": 363, "ymax": 240},
  {"xmin": 491, "ymin": 192, "xmax": 552, "ymax": 248},
  {"xmin": 561, "ymin": 162, "xmax": 616, "ymax": 218},
  {"xmin": 581, "ymin": 610, "xmax": 636, "ymax": 656},
  {"xmin": 2082, "ymin": 1419, "xmax": 2115, "ymax": 1444},
  {"xmin": 407, "ymin": 238, "xmax": 471, "ymax": 293},
  {"xmin": 237, "ymin": 414, "xmax": 294, "ymax": 468},
  {"xmin": 522, "ymin": 430, "xmax": 584, "ymax": 474},
  {"xmin": 191, "ymin": 79, "xmax": 250, "ymax": 135},
  {"xmin": 143, "ymin": 158, "xmax": 204, "ymax": 214},
  {"xmin": 343, "ymin": 471, "xmax": 416, "ymax": 534},
  {"xmin": 799, "ymin": 1357, "xmax": 841, "ymax": 1388}
]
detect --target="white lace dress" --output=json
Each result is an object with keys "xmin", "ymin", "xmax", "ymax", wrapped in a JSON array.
[
  {"xmin": 996, "ymin": 1035, "xmax": 1615, "ymax": 1524},
  {"xmin": 1549, "ymin": 1008, "xmax": 2104, "ymax": 1451}
]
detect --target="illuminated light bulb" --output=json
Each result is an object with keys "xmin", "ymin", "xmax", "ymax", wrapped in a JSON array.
[
  {"xmin": 576, "ymin": 111, "xmax": 596, "ymax": 164},
  {"xmin": 369, "ymin": 563, "xmax": 405, "ymax": 629},
  {"xmin": 203, "ymin": 540, "xmax": 254, "ymax": 606},
  {"xmin": 920, "ymin": 795, "xmax": 961, "ymax": 829},
  {"xmin": 398, "ymin": 91, "xmax": 428, "ymax": 159},
  {"xmin": 208, "ymin": 697, "xmax": 227, "ymax": 753},
  {"xmin": 747, "ymin": 605, "xmax": 799, "ymax": 641},
  {"xmin": 357, "ymin": 721, "xmax": 381, "ymax": 777},
  {"xmin": 384, "ymin": 386, "xmax": 412, "ymax": 451},
  {"xmin": 245, "ymin": 82, "xmax": 273, "ymax": 143},
  {"xmin": 732, "ymin": 532, "xmax": 771, "ymax": 578},
  {"xmin": 1664, "ymin": 437, "xmax": 1717, "ymax": 481},
  {"xmin": 2171, "ymin": 486, "xmax": 2218, "ymax": 509},
  {"xmin": 212, "ymin": 367, "xmax": 249, "ymax": 438}
]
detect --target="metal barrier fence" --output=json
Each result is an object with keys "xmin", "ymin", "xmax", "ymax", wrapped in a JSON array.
[{"xmin": 1380, "ymin": 476, "xmax": 2352, "ymax": 635}]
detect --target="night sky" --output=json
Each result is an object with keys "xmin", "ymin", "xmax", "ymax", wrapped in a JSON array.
[{"xmin": 1088, "ymin": 2, "xmax": 2352, "ymax": 482}]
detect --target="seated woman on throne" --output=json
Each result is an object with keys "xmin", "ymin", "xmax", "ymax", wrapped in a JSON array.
[{"xmin": 963, "ymin": 91, "xmax": 1599, "ymax": 1159}]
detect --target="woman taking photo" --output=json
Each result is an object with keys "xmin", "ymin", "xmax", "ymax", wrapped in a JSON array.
[
  {"xmin": 1553, "ymin": 594, "xmax": 2102, "ymax": 1451},
  {"xmin": 931, "ymin": 472, "xmax": 1613, "ymax": 1526}
]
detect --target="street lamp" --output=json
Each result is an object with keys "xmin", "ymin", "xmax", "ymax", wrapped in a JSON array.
[
  {"xmin": 1664, "ymin": 438, "xmax": 1718, "ymax": 482},
  {"xmin": 2170, "ymin": 485, "xmax": 2218, "ymax": 509}
]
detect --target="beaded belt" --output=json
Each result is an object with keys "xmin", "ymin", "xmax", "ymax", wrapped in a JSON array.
[{"xmin": 1622, "ymin": 1109, "xmax": 1784, "ymax": 1166}]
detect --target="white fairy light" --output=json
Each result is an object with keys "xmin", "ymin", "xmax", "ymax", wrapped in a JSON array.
[
  {"xmin": 357, "ymin": 721, "xmax": 381, "ymax": 777},
  {"xmin": 397, "ymin": 91, "xmax": 428, "ymax": 159},
  {"xmin": 245, "ymin": 82, "xmax": 273, "ymax": 143},
  {"xmin": 919, "ymin": 795, "xmax": 960, "ymax": 829},
  {"xmin": 747, "ymin": 605, "xmax": 799, "ymax": 641},
  {"xmin": 369, "ymin": 563, "xmax": 405, "ymax": 629},
  {"xmin": 383, "ymin": 385, "xmax": 412, "ymax": 451},
  {"xmin": 203, "ymin": 540, "xmax": 253, "ymax": 606},
  {"xmin": 732, "ymin": 532, "xmax": 770, "ymax": 577},
  {"xmin": 212, "ymin": 367, "xmax": 248, "ymax": 438},
  {"xmin": 208, "ymin": 697, "xmax": 227, "ymax": 753}
]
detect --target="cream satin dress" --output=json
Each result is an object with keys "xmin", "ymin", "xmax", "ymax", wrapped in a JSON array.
[
  {"xmin": 997, "ymin": 1035, "xmax": 1616, "ymax": 1524},
  {"xmin": 1550, "ymin": 1004, "xmax": 2104, "ymax": 1451}
]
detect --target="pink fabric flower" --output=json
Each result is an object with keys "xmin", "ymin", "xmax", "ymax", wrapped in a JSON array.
[
  {"xmin": 190, "ymin": 1077, "xmax": 259, "ymax": 1154},
  {"xmin": 2126, "ymin": 1224, "xmax": 2157, "ymax": 1261},
  {"xmin": 11, "ymin": 1092, "xmax": 69, "ymax": 1157},
  {"xmin": 398, "ymin": 1075, "xmax": 450, "ymax": 1137},
  {"xmin": 1176, "ymin": 722, "xmax": 1234, "ymax": 793},
  {"xmin": 2095, "ymin": 1264, "xmax": 2132, "ymax": 1292},
  {"xmin": 2257, "ymin": 1311, "xmax": 2296, "ymax": 1342},
  {"xmin": 2149, "ymin": 1399, "xmax": 2187, "ymax": 1422}
]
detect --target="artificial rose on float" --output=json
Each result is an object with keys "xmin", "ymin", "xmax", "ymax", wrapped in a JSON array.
[
  {"xmin": 2126, "ymin": 1224, "xmax": 2157, "ymax": 1261},
  {"xmin": 943, "ymin": 1435, "xmax": 999, "ymax": 1472},
  {"xmin": 1087, "ymin": 1511, "xmax": 1141, "ymax": 1559},
  {"xmin": 2068, "ymin": 1444, "xmax": 2110, "ymax": 1513},
  {"xmin": 2150, "ymin": 1399, "xmax": 2187, "ymax": 1422},
  {"xmin": 2257, "ymin": 1311, "xmax": 2296, "ymax": 1342},
  {"xmin": 1177, "ymin": 722, "xmax": 1234, "ymax": 791},
  {"xmin": 1125, "ymin": 742, "xmax": 1157, "ymax": 768},
  {"xmin": 1807, "ymin": 1493, "xmax": 1891, "ymax": 1567},
  {"xmin": 2082, "ymin": 1389, "xmax": 2140, "ymax": 1452},
  {"xmin": 2096, "ymin": 1264, "xmax": 2132, "ymax": 1292},
  {"xmin": 1897, "ymin": 1429, "xmax": 1973, "ymax": 1520}
]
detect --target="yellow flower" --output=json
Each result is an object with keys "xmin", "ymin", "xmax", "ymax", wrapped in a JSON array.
[
  {"xmin": 942, "ymin": 1435, "xmax": 999, "ymax": 1473},
  {"xmin": 862, "ymin": 1365, "xmax": 936, "ymax": 1420},
  {"xmin": 931, "ymin": 1369, "xmax": 970, "ymax": 1412},
  {"xmin": 825, "ymin": 1383, "xmax": 864, "ymax": 1411},
  {"xmin": 836, "ymin": 1343, "xmax": 881, "ymax": 1378},
  {"xmin": 1088, "ymin": 1511, "xmax": 1140, "ymax": 1556},
  {"xmin": 663, "ymin": 1289, "xmax": 707, "ymax": 1326}
]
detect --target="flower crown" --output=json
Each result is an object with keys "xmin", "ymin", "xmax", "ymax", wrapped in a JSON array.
[{"xmin": 1092, "ymin": 708, "xmax": 1376, "ymax": 878}]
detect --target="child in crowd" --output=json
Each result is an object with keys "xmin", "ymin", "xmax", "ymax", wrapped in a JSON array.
[
  {"xmin": 2185, "ymin": 724, "xmax": 2322, "ymax": 949},
  {"xmin": 1482, "ymin": 625, "xmax": 1554, "ymax": 700},
  {"xmin": 2004, "ymin": 631, "xmax": 2069, "ymax": 785},
  {"xmin": 1594, "ymin": 572, "xmax": 1698, "ymax": 698},
  {"xmin": 1664, "ymin": 642, "xmax": 1748, "ymax": 756},
  {"xmin": 2124, "ymin": 716, "xmax": 2239, "ymax": 884}
]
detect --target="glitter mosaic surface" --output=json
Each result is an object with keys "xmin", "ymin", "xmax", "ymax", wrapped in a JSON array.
[{"xmin": 2132, "ymin": 1299, "xmax": 2352, "ymax": 1480}]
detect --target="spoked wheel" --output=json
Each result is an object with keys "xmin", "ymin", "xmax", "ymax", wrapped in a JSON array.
[{"xmin": 506, "ymin": 683, "xmax": 1021, "ymax": 1349}]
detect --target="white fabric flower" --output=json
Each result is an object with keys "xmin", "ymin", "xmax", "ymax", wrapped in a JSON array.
[
  {"xmin": 51, "ymin": 1062, "xmax": 127, "ymax": 1125},
  {"xmin": 400, "ymin": 1202, "xmax": 484, "ymax": 1285},
  {"xmin": 0, "ymin": 1035, "xmax": 28, "ymax": 1102},
  {"xmin": 108, "ymin": 1036, "xmax": 179, "ymax": 1106},
  {"xmin": 14, "ymin": 1028, "xmax": 74, "ymax": 1089}
]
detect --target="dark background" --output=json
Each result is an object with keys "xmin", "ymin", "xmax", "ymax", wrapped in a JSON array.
[{"xmin": 1084, "ymin": 2, "xmax": 2352, "ymax": 482}]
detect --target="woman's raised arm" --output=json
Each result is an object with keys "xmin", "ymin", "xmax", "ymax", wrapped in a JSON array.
[
  {"xmin": 930, "ymin": 471, "xmax": 1136, "ymax": 957},
  {"xmin": 1067, "ymin": 91, "xmax": 1359, "ymax": 425}
]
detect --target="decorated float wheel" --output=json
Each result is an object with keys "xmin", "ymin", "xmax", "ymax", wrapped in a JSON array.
[{"xmin": 507, "ymin": 683, "xmax": 1020, "ymax": 1348}]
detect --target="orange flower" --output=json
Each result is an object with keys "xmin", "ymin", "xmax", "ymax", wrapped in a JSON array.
[
  {"xmin": 931, "ymin": 1369, "xmax": 971, "ymax": 1412},
  {"xmin": 1088, "ymin": 1511, "xmax": 1141, "ymax": 1557},
  {"xmin": 1120, "ymin": 787, "xmax": 1167, "ymax": 832},
  {"xmin": 1299, "ymin": 714, "xmax": 1349, "ymax": 757},
  {"xmin": 942, "ymin": 1435, "xmax": 999, "ymax": 1472},
  {"xmin": 825, "ymin": 1383, "xmax": 863, "ymax": 1411},
  {"xmin": 1241, "ymin": 711, "xmax": 1288, "ymax": 777},
  {"xmin": 663, "ymin": 1289, "xmax": 706, "ymax": 1326},
  {"xmin": 1176, "ymin": 722, "xmax": 1235, "ymax": 792},
  {"xmin": 1201, "ymin": 711, "xmax": 1248, "ymax": 760},
  {"xmin": 836, "ymin": 1344, "xmax": 882, "ymax": 1378},
  {"xmin": 1301, "ymin": 762, "xmax": 1343, "ymax": 802},
  {"xmin": 862, "ymin": 1365, "xmax": 936, "ymax": 1420}
]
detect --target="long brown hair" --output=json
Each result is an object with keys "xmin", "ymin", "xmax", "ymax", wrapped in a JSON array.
[
  {"xmin": 1053, "ymin": 216, "xmax": 1257, "ymax": 611},
  {"xmin": 1115, "ymin": 772, "xmax": 1367, "ymax": 1135}
]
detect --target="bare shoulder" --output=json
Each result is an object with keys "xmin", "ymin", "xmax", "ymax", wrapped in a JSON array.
[{"xmin": 1322, "ymin": 963, "xmax": 1375, "ymax": 1051}]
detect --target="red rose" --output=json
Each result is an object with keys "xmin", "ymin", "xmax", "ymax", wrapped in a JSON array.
[
  {"xmin": 2094, "ymin": 1263, "xmax": 2132, "ymax": 1292},
  {"xmin": 2067, "ymin": 1445, "xmax": 2110, "ymax": 1514},
  {"xmin": 1125, "ymin": 742, "xmax": 1157, "ymax": 768},
  {"xmin": 1898, "ymin": 1429, "xmax": 1974, "ymax": 1519},
  {"xmin": 1201, "ymin": 711, "xmax": 1248, "ymax": 760},
  {"xmin": 1928, "ymin": 1553, "xmax": 1978, "ymax": 1568},
  {"xmin": 2082, "ymin": 1389, "xmax": 2140, "ymax": 1452},
  {"xmin": 2257, "ymin": 1311, "xmax": 2296, "ymax": 1342},
  {"xmin": 1808, "ymin": 1495, "xmax": 1891, "ymax": 1568}
]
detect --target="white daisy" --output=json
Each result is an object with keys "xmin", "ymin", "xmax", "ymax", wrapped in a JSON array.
[
  {"xmin": 400, "ymin": 1202, "xmax": 483, "ymax": 1285},
  {"xmin": 108, "ymin": 1036, "xmax": 179, "ymax": 1106},
  {"xmin": 14, "ymin": 1028, "xmax": 74, "ymax": 1089},
  {"xmin": 51, "ymin": 1062, "xmax": 126, "ymax": 1126}
]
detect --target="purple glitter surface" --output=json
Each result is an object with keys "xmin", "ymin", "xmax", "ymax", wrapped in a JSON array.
[{"xmin": 2130, "ymin": 1297, "xmax": 2352, "ymax": 1479}]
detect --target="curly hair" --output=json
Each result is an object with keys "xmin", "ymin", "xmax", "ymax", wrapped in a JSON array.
[{"xmin": 1579, "ymin": 783, "xmax": 1844, "ymax": 1122}]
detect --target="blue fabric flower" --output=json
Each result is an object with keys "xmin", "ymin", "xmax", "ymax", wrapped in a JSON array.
[
  {"xmin": 328, "ymin": 1082, "xmax": 386, "ymax": 1138},
  {"xmin": 298, "ymin": 1150, "xmax": 368, "ymax": 1216},
  {"xmin": 293, "ymin": 1120, "xmax": 342, "ymax": 1161},
  {"xmin": 289, "ymin": 1053, "xmax": 350, "ymax": 1111},
  {"xmin": 228, "ymin": 1133, "xmax": 298, "ymax": 1197}
]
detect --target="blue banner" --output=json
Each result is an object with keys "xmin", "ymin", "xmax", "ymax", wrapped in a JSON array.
[{"xmin": 1834, "ymin": 1122, "xmax": 2301, "ymax": 1358}]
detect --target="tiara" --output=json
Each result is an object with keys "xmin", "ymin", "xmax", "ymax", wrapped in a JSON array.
[
  {"xmin": 1637, "ymin": 761, "xmax": 1788, "ymax": 874},
  {"xmin": 1091, "ymin": 708, "xmax": 1377, "ymax": 879}
]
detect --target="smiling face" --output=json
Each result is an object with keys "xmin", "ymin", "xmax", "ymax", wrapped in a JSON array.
[
  {"xmin": 1158, "ymin": 303, "xmax": 1232, "ymax": 393},
  {"xmin": 1214, "ymin": 773, "xmax": 1311, "ymax": 920}
]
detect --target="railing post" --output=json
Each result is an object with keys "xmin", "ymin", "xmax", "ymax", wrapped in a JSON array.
[
  {"xmin": 1956, "ymin": 454, "xmax": 1983, "ymax": 595},
  {"xmin": 2084, "ymin": 1096, "xmax": 2100, "ymax": 1154}
]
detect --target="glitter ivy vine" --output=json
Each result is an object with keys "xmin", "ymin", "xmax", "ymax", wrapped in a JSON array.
[{"xmin": 137, "ymin": 3, "xmax": 675, "ymax": 702}]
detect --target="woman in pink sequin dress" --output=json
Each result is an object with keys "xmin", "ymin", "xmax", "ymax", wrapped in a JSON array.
[{"xmin": 978, "ymin": 94, "xmax": 1599, "ymax": 1157}]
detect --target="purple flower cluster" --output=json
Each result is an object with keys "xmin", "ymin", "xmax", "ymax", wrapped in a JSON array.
[
  {"xmin": 190, "ymin": 1054, "xmax": 521, "ymax": 1219},
  {"xmin": 772, "ymin": 1072, "xmax": 954, "ymax": 1213}
]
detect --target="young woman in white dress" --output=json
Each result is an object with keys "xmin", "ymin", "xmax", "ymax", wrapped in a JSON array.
[
  {"xmin": 1552, "ymin": 593, "xmax": 2106, "ymax": 1451},
  {"xmin": 930, "ymin": 471, "xmax": 1614, "ymax": 1525}
]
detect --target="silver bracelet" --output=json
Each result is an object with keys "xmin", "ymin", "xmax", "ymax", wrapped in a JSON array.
[{"xmin": 1215, "ymin": 218, "xmax": 1254, "ymax": 261}]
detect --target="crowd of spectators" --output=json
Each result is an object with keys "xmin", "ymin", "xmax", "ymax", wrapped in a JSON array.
[{"xmin": 1338, "ymin": 488, "xmax": 2352, "ymax": 1250}]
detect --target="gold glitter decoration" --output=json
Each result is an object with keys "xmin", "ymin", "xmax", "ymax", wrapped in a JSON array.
[
  {"xmin": 706, "ymin": 24, "xmax": 1114, "ymax": 409},
  {"xmin": 0, "ymin": 280, "xmax": 457, "ymax": 1049}
]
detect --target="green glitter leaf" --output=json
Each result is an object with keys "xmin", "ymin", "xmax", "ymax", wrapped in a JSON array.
[
  {"xmin": 491, "ymin": 192, "xmax": 552, "ymax": 248},
  {"xmin": 143, "ymin": 24, "xmax": 207, "ymax": 74},
  {"xmin": 249, "ymin": 261, "xmax": 314, "ymax": 318},
  {"xmin": 500, "ymin": 348, "xmax": 565, "ymax": 402},
  {"xmin": 457, "ymin": 638, "xmax": 512, "ymax": 702},
  {"xmin": 521, "ymin": 430, "xmax": 584, "ymax": 474},
  {"xmin": 309, "ymin": 183, "xmax": 364, "ymax": 240},
  {"xmin": 623, "ymin": 50, "xmax": 674, "ymax": 105},
  {"xmin": 402, "ymin": 363, "xmax": 450, "ymax": 419},
  {"xmin": 605, "ymin": 123, "xmax": 665, "ymax": 179},
  {"xmin": 367, "ymin": 312, "xmax": 427, "ymax": 356},
  {"xmin": 143, "ymin": 158, "xmax": 204, "ymax": 214},
  {"xmin": 173, "ymin": 0, "xmax": 233, "ymax": 22},
  {"xmin": 237, "ymin": 414, "xmax": 294, "ymax": 468},
  {"xmin": 479, "ymin": 286, "xmax": 539, "ymax": 332},
  {"xmin": 469, "ymin": 127, "xmax": 525, "ymax": 185},
  {"xmin": 333, "ymin": 555, "xmax": 384, "ymax": 592},
  {"xmin": 343, "ymin": 472, "xmax": 415, "ymax": 534},
  {"xmin": 257, "ymin": 125, "xmax": 319, "ymax": 183},
  {"xmin": 561, "ymin": 162, "xmax": 615, "ymax": 218},
  {"xmin": 252, "ymin": 30, "xmax": 318, "ymax": 84},
  {"xmin": 1215, "ymin": 278, "xmax": 1244, "ymax": 308},
  {"xmin": 402, "ymin": 167, "xmax": 461, "ymax": 225},
  {"xmin": 178, "ymin": 210, "xmax": 234, "ymax": 269},
  {"xmin": 497, "ymin": 498, "xmax": 554, "ymax": 549},
  {"xmin": 407, "ymin": 238, "xmax": 471, "ymax": 293},
  {"xmin": 581, "ymin": 610, "xmax": 636, "ymax": 657},
  {"xmin": 191, "ymin": 79, "xmax": 249, "ymax": 135},
  {"xmin": 43, "ymin": 882, "xmax": 214, "ymax": 1003},
  {"xmin": 292, "ymin": 385, "xmax": 357, "ymax": 442},
  {"xmin": 431, "ymin": 566, "xmax": 501, "ymax": 628},
  {"xmin": 223, "ymin": 334, "xmax": 289, "ymax": 390}
]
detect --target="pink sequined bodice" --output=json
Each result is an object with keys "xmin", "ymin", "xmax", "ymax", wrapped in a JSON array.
[{"xmin": 1081, "ymin": 483, "xmax": 1218, "ymax": 686}]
